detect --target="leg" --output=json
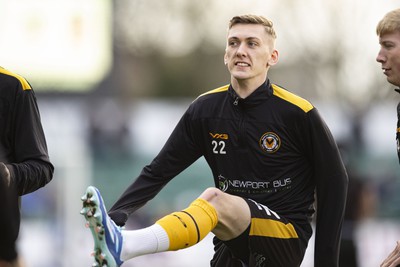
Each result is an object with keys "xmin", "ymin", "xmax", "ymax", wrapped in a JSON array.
[
  {"xmin": 198, "ymin": 187, "xmax": 251, "ymax": 241},
  {"xmin": 210, "ymin": 227, "xmax": 251, "ymax": 267},
  {"xmin": 245, "ymin": 199, "xmax": 307, "ymax": 267},
  {"xmin": 212, "ymin": 198, "xmax": 310, "ymax": 267},
  {"xmin": 81, "ymin": 186, "xmax": 250, "ymax": 266}
]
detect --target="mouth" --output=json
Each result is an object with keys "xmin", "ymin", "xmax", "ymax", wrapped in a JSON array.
[
  {"xmin": 382, "ymin": 67, "xmax": 390, "ymax": 75},
  {"xmin": 235, "ymin": 62, "xmax": 250, "ymax": 67}
]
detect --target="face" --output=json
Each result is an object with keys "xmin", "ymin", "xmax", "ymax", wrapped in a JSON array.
[
  {"xmin": 376, "ymin": 31, "xmax": 400, "ymax": 86},
  {"xmin": 224, "ymin": 23, "xmax": 278, "ymax": 87}
]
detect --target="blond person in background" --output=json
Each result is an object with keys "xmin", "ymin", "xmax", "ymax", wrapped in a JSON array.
[{"xmin": 376, "ymin": 8, "xmax": 400, "ymax": 267}]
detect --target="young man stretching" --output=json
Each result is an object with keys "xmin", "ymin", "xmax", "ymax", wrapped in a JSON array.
[{"xmin": 82, "ymin": 14, "xmax": 348, "ymax": 267}]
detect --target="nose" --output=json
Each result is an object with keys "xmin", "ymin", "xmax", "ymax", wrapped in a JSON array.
[
  {"xmin": 236, "ymin": 43, "xmax": 246, "ymax": 57},
  {"xmin": 376, "ymin": 49, "xmax": 385, "ymax": 63}
]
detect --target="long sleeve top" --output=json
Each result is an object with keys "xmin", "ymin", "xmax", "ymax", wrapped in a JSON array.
[
  {"xmin": 0, "ymin": 67, "xmax": 54, "ymax": 195},
  {"xmin": 109, "ymin": 79, "xmax": 348, "ymax": 266}
]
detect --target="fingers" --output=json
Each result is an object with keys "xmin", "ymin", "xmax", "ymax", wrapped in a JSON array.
[{"xmin": 381, "ymin": 241, "xmax": 400, "ymax": 267}]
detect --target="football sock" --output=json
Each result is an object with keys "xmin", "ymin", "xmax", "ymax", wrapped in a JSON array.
[
  {"xmin": 120, "ymin": 224, "xmax": 169, "ymax": 260},
  {"xmin": 156, "ymin": 198, "xmax": 218, "ymax": 250},
  {"xmin": 120, "ymin": 198, "xmax": 218, "ymax": 260}
]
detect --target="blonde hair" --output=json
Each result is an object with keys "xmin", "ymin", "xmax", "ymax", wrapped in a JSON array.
[
  {"xmin": 376, "ymin": 9, "xmax": 400, "ymax": 36},
  {"xmin": 229, "ymin": 14, "xmax": 277, "ymax": 39}
]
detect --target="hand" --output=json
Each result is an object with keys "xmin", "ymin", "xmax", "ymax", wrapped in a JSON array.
[
  {"xmin": 0, "ymin": 162, "xmax": 11, "ymax": 187},
  {"xmin": 381, "ymin": 241, "xmax": 400, "ymax": 267}
]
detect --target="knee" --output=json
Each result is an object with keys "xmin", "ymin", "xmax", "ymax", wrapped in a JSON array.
[{"xmin": 199, "ymin": 187, "xmax": 224, "ymax": 203}]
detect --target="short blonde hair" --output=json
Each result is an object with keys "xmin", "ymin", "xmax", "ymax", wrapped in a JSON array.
[
  {"xmin": 229, "ymin": 14, "xmax": 277, "ymax": 39},
  {"xmin": 376, "ymin": 9, "xmax": 400, "ymax": 36}
]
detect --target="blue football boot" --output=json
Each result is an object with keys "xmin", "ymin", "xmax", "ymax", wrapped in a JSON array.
[{"xmin": 81, "ymin": 186, "xmax": 124, "ymax": 267}]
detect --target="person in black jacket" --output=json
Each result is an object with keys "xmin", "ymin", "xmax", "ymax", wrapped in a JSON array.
[
  {"xmin": 376, "ymin": 8, "xmax": 400, "ymax": 267},
  {"xmin": 81, "ymin": 14, "xmax": 348, "ymax": 267},
  {"xmin": 0, "ymin": 67, "xmax": 54, "ymax": 265}
]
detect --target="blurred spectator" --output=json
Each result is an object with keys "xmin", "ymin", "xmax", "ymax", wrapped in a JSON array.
[
  {"xmin": 339, "ymin": 170, "xmax": 377, "ymax": 267},
  {"xmin": 88, "ymin": 97, "xmax": 131, "ymax": 159}
]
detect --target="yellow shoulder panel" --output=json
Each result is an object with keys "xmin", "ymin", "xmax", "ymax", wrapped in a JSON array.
[
  {"xmin": 272, "ymin": 84, "xmax": 313, "ymax": 113},
  {"xmin": 0, "ymin": 67, "xmax": 31, "ymax": 90},
  {"xmin": 198, "ymin": 84, "xmax": 229, "ymax": 98}
]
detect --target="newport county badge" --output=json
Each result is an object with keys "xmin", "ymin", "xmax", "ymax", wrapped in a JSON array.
[{"xmin": 259, "ymin": 132, "xmax": 281, "ymax": 153}]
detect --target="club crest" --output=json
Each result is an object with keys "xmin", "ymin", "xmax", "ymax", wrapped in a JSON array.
[{"xmin": 259, "ymin": 132, "xmax": 281, "ymax": 153}]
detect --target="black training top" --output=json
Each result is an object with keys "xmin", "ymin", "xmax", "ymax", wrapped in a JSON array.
[
  {"xmin": 0, "ymin": 67, "xmax": 54, "ymax": 195},
  {"xmin": 109, "ymin": 79, "xmax": 348, "ymax": 266},
  {"xmin": 0, "ymin": 67, "xmax": 54, "ymax": 261}
]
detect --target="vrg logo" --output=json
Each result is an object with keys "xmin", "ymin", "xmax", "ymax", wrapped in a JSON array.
[
  {"xmin": 259, "ymin": 132, "xmax": 281, "ymax": 153},
  {"xmin": 209, "ymin": 132, "xmax": 229, "ymax": 140}
]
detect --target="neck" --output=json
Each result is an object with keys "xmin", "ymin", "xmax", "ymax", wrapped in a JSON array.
[{"xmin": 231, "ymin": 76, "xmax": 266, "ymax": 99}]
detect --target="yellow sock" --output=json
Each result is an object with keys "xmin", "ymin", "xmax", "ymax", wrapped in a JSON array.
[{"xmin": 155, "ymin": 198, "xmax": 218, "ymax": 251}]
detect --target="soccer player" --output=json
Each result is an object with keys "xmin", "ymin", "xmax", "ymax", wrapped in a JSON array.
[
  {"xmin": 376, "ymin": 8, "xmax": 400, "ymax": 267},
  {"xmin": 0, "ymin": 67, "xmax": 54, "ymax": 265},
  {"xmin": 82, "ymin": 14, "xmax": 348, "ymax": 267}
]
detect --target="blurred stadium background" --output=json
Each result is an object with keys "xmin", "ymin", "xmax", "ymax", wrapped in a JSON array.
[{"xmin": 1, "ymin": 0, "xmax": 400, "ymax": 266}]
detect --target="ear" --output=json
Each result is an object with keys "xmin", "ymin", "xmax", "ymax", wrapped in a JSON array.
[
  {"xmin": 223, "ymin": 54, "xmax": 228, "ymax": 65},
  {"xmin": 267, "ymin": 49, "xmax": 279, "ymax": 67}
]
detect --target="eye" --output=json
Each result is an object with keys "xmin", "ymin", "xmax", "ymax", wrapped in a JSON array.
[
  {"xmin": 228, "ymin": 40, "xmax": 238, "ymax": 47},
  {"xmin": 247, "ymin": 41, "xmax": 258, "ymax": 47},
  {"xmin": 382, "ymin": 41, "xmax": 395, "ymax": 49}
]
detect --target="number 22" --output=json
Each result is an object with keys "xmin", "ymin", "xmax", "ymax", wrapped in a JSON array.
[{"xmin": 212, "ymin": 140, "xmax": 226, "ymax": 154}]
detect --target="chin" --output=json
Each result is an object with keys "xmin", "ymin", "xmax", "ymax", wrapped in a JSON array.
[
  {"xmin": 232, "ymin": 73, "xmax": 250, "ymax": 80},
  {"xmin": 388, "ymin": 78, "xmax": 400, "ymax": 87}
]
